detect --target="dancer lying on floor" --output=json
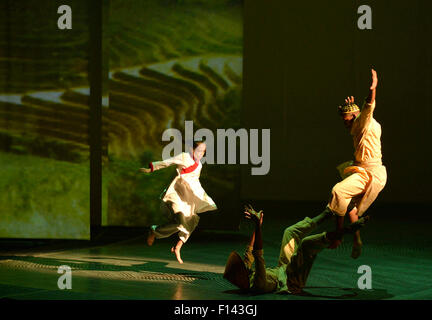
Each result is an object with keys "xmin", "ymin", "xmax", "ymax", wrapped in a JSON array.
[{"xmin": 223, "ymin": 205, "xmax": 369, "ymax": 294}]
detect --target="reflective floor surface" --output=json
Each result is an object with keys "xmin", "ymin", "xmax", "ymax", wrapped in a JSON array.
[{"xmin": 1, "ymin": 204, "xmax": 432, "ymax": 300}]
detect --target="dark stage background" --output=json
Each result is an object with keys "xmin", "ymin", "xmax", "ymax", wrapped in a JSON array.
[{"xmin": 242, "ymin": 0, "xmax": 432, "ymax": 207}]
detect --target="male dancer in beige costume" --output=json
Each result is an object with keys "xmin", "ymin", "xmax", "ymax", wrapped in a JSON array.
[{"xmin": 327, "ymin": 69, "xmax": 387, "ymax": 258}]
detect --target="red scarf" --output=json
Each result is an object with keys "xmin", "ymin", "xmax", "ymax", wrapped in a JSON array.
[{"xmin": 180, "ymin": 154, "xmax": 199, "ymax": 175}]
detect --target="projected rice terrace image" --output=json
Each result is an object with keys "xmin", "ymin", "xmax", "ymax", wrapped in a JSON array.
[
  {"xmin": 0, "ymin": 0, "xmax": 243, "ymax": 237},
  {"xmin": 0, "ymin": 0, "xmax": 91, "ymax": 239},
  {"xmin": 103, "ymin": 0, "xmax": 244, "ymax": 227}
]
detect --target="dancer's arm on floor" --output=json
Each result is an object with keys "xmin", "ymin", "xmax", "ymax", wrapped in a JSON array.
[
  {"xmin": 243, "ymin": 205, "xmax": 261, "ymax": 267},
  {"xmin": 243, "ymin": 214, "xmax": 256, "ymax": 268},
  {"xmin": 245, "ymin": 207, "xmax": 277, "ymax": 293},
  {"xmin": 245, "ymin": 205, "xmax": 262, "ymax": 245},
  {"xmin": 244, "ymin": 205, "xmax": 263, "ymax": 251}
]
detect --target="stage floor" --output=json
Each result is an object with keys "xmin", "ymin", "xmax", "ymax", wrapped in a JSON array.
[{"xmin": 1, "ymin": 206, "xmax": 432, "ymax": 300}]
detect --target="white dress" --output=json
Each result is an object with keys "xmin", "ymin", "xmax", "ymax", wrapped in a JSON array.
[{"xmin": 150, "ymin": 152, "xmax": 217, "ymax": 242}]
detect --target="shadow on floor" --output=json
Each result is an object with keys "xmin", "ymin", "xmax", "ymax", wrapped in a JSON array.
[
  {"xmin": 299, "ymin": 286, "xmax": 394, "ymax": 299},
  {"xmin": 0, "ymin": 254, "xmax": 222, "ymax": 282},
  {"xmin": 223, "ymin": 286, "xmax": 393, "ymax": 300}
]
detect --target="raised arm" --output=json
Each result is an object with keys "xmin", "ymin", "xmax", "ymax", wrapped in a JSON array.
[
  {"xmin": 244, "ymin": 205, "xmax": 264, "ymax": 251},
  {"xmin": 245, "ymin": 205, "xmax": 277, "ymax": 293},
  {"xmin": 242, "ymin": 205, "xmax": 262, "ymax": 268},
  {"xmin": 366, "ymin": 68, "xmax": 378, "ymax": 104},
  {"xmin": 357, "ymin": 68, "xmax": 378, "ymax": 128}
]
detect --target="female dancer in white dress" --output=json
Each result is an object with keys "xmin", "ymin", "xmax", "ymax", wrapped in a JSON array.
[{"xmin": 140, "ymin": 142, "xmax": 217, "ymax": 263}]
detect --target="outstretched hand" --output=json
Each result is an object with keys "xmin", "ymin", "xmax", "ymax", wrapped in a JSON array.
[
  {"xmin": 139, "ymin": 168, "xmax": 151, "ymax": 173},
  {"xmin": 244, "ymin": 204, "xmax": 263, "ymax": 226},
  {"xmin": 345, "ymin": 96, "xmax": 354, "ymax": 106},
  {"xmin": 370, "ymin": 68, "xmax": 378, "ymax": 90},
  {"xmin": 344, "ymin": 96, "xmax": 355, "ymax": 106}
]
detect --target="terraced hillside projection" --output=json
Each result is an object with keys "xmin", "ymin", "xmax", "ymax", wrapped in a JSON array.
[
  {"xmin": 0, "ymin": 0, "xmax": 91, "ymax": 239},
  {"xmin": 105, "ymin": 0, "xmax": 243, "ymax": 227}
]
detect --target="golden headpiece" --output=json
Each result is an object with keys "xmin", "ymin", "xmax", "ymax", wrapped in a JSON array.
[{"xmin": 338, "ymin": 103, "xmax": 360, "ymax": 114}]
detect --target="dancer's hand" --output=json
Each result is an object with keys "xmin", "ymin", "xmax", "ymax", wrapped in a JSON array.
[
  {"xmin": 344, "ymin": 96, "xmax": 355, "ymax": 105},
  {"xmin": 244, "ymin": 204, "xmax": 263, "ymax": 226},
  {"xmin": 370, "ymin": 68, "xmax": 378, "ymax": 90},
  {"xmin": 139, "ymin": 168, "xmax": 151, "ymax": 173}
]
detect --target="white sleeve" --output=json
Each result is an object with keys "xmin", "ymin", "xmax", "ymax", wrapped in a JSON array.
[{"xmin": 150, "ymin": 153, "xmax": 189, "ymax": 172}]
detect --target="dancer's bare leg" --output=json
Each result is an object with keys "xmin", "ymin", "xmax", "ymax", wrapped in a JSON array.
[
  {"xmin": 171, "ymin": 239, "xmax": 184, "ymax": 264},
  {"xmin": 348, "ymin": 207, "xmax": 362, "ymax": 259},
  {"xmin": 147, "ymin": 228, "xmax": 156, "ymax": 246},
  {"xmin": 329, "ymin": 215, "xmax": 344, "ymax": 249}
]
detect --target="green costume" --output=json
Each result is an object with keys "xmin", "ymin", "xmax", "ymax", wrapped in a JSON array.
[{"xmin": 244, "ymin": 217, "xmax": 330, "ymax": 294}]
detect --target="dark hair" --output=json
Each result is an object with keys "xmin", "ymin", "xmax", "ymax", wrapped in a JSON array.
[
  {"xmin": 193, "ymin": 140, "xmax": 205, "ymax": 149},
  {"xmin": 182, "ymin": 138, "xmax": 206, "ymax": 150},
  {"xmin": 181, "ymin": 140, "xmax": 206, "ymax": 158}
]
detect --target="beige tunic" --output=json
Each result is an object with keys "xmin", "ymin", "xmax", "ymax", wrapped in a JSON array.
[{"xmin": 329, "ymin": 101, "xmax": 387, "ymax": 216}]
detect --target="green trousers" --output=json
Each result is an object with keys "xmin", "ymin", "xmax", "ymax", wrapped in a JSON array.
[{"xmin": 244, "ymin": 217, "xmax": 331, "ymax": 294}]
